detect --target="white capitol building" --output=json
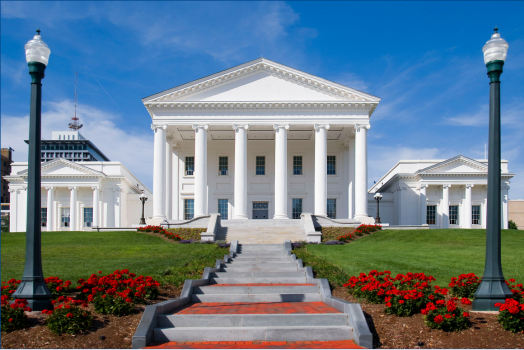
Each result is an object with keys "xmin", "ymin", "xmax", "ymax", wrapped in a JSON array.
[{"xmin": 6, "ymin": 58, "xmax": 513, "ymax": 236}]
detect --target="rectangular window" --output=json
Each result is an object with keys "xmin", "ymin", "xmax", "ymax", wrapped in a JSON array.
[
  {"xmin": 427, "ymin": 205, "xmax": 436, "ymax": 225},
  {"xmin": 184, "ymin": 199, "xmax": 194, "ymax": 220},
  {"xmin": 256, "ymin": 156, "xmax": 265, "ymax": 175},
  {"xmin": 293, "ymin": 156, "xmax": 303, "ymax": 175},
  {"xmin": 472, "ymin": 205, "xmax": 481, "ymax": 225},
  {"xmin": 327, "ymin": 199, "xmax": 337, "ymax": 219},
  {"xmin": 327, "ymin": 156, "xmax": 336, "ymax": 175},
  {"xmin": 218, "ymin": 156, "xmax": 228, "ymax": 176},
  {"xmin": 185, "ymin": 157, "xmax": 194, "ymax": 176},
  {"xmin": 84, "ymin": 208, "xmax": 93, "ymax": 227},
  {"xmin": 449, "ymin": 205, "xmax": 459, "ymax": 225},
  {"xmin": 292, "ymin": 198, "xmax": 303, "ymax": 219},
  {"xmin": 61, "ymin": 208, "xmax": 70, "ymax": 227},
  {"xmin": 41, "ymin": 208, "xmax": 47, "ymax": 227},
  {"xmin": 218, "ymin": 199, "xmax": 228, "ymax": 220}
]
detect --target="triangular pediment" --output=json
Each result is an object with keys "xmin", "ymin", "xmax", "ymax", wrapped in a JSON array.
[
  {"xmin": 143, "ymin": 58, "xmax": 380, "ymax": 104},
  {"xmin": 417, "ymin": 156, "xmax": 488, "ymax": 174},
  {"xmin": 17, "ymin": 159, "xmax": 106, "ymax": 177}
]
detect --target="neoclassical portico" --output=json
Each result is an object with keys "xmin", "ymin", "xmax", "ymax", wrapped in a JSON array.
[{"xmin": 144, "ymin": 58, "xmax": 380, "ymax": 223}]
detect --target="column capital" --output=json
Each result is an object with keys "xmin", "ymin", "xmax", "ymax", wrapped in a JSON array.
[
  {"xmin": 113, "ymin": 188, "xmax": 123, "ymax": 193},
  {"xmin": 68, "ymin": 186, "xmax": 77, "ymax": 190},
  {"xmin": 151, "ymin": 124, "xmax": 167, "ymax": 131},
  {"xmin": 91, "ymin": 186, "xmax": 99, "ymax": 190},
  {"xmin": 273, "ymin": 124, "xmax": 290, "ymax": 131},
  {"xmin": 232, "ymin": 124, "xmax": 249, "ymax": 131},
  {"xmin": 465, "ymin": 184, "xmax": 475, "ymax": 189},
  {"xmin": 313, "ymin": 124, "xmax": 330, "ymax": 131},
  {"xmin": 501, "ymin": 184, "xmax": 510, "ymax": 190},
  {"xmin": 355, "ymin": 124, "xmax": 371, "ymax": 131},
  {"xmin": 45, "ymin": 186, "xmax": 54, "ymax": 191},
  {"xmin": 192, "ymin": 124, "xmax": 209, "ymax": 131},
  {"xmin": 442, "ymin": 184, "xmax": 451, "ymax": 189},
  {"xmin": 417, "ymin": 183, "xmax": 428, "ymax": 190},
  {"xmin": 8, "ymin": 188, "xmax": 18, "ymax": 193}
]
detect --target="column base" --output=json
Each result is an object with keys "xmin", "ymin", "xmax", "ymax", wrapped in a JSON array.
[
  {"xmin": 232, "ymin": 214, "xmax": 248, "ymax": 220},
  {"xmin": 472, "ymin": 278, "xmax": 513, "ymax": 311},
  {"xmin": 273, "ymin": 215, "xmax": 289, "ymax": 219},
  {"xmin": 149, "ymin": 216, "xmax": 167, "ymax": 226}
]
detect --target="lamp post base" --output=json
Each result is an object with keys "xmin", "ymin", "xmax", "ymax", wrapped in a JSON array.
[
  {"xmin": 139, "ymin": 217, "xmax": 146, "ymax": 225},
  {"xmin": 472, "ymin": 278, "xmax": 513, "ymax": 311},
  {"xmin": 12, "ymin": 280, "xmax": 53, "ymax": 311},
  {"xmin": 375, "ymin": 216, "xmax": 381, "ymax": 224}
]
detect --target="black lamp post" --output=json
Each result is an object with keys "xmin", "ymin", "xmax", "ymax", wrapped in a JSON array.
[
  {"xmin": 374, "ymin": 193, "xmax": 382, "ymax": 224},
  {"xmin": 11, "ymin": 29, "xmax": 53, "ymax": 311},
  {"xmin": 472, "ymin": 27, "xmax": 513, "ymax": 311},
  {"xmin": 139, "ymin": 192, "xmax": 148, "ymax": 225}
]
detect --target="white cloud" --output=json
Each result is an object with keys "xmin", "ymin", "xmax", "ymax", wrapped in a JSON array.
[
  {"xmin": 442, "ymin": 105, "xmax": 487, "ymax": 126},
  {"xmin": 0, "ymin": 56, "xmax": 26, "ymax": 85},
  {"xmin": 1, "ymin": 100, "xmax": 154, "ymax": 190}
]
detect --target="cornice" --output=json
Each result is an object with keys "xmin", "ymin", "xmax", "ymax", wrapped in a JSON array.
[
  {"xmin": 16, "ymin": 158, "xmax": 107, "ymax": 178},
  {"xmin": 416, "ymin": 155, "xmax": 488, "ymax": 174}
]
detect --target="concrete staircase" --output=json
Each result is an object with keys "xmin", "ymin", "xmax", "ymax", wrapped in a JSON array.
[
  {"xmin": 152, "ymin": 244, "xmax": 355, "ymax": 344},
  {"xmin": 217, "ymin": 220, "xmax": 306, "ymax": 243}
]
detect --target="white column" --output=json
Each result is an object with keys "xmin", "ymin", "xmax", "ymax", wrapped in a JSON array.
[
  {"xmin": 193, "ymin": 124, "xmax": 208, "ymax": 218},
  {"xmin": 233, "ymin": 124, "xmax": 249, "ymax": 219},
  {"xmin": 46, "ymin": 186, "xmax": 54, "ymax": 231},
  {"xmin": 463, "ymin": 184, "xmax": 474, "ymax": 229},
  {"xmin": 354, "ymin": 124, "xmax": 370, "ymax": 219},
  {"xmin": 92, "ymin": 186, "xmax": 99, "ymax": 227},
  {"xmin": 152, "ymin": 124, "xmax": 167, "ymax": 219},
  {"xmin": 172, "ymin": 145, "xmax": 180, "ymax": 220},
  {"xmin": 80, "ymin": 203, "xmax": 85, "ymax": 230},
  {"xmin": 165, "ymin": 138, "xmax": 173, "ymax": 220},
  {"xmin": 57, "ymin": 204, "xmax": 62, "ymax": 230},
  {"xmin": 114, "ymin": 188, "xmax": 122, "ymax": 227},
  {"xmin": 441, "ymin": 184, "xmax": 450, "ymax": 228},
  {"xmin": 501, "ymin": 185, "xmax": 509, "ymax": 229},
  {"xmin": 69, "ymin": 186, "xmax": 77, "ymax": 231},
  {"xmin": 314, "ymin": 124, "xmax": 330, "ymax": 216},
  {"xmin": 9, "ymin": 188, "xmax": 18, "ymax": 232},
  {"xmin": 274, "ymin": 124, "xmax": 290, "ymax": 219},
  {"xmin": 419, "ymin": 184, "xmax": 427, "ymax": 225},
  {"xmin": 348, "ymin": 137, "xmax": 356, "ymax": 219}
]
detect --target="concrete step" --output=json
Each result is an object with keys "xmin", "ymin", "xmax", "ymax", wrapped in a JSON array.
[
  {"xmin": 227, "ymin": 261, "xmax": 297, "ymax": 267},
  {"xmin": 194, "ymin": 285, "xmax": 319, "ymax": 295},
  {"xmin": 153, "ymin": 325, "xmax": 353, "ymax": 342},
  {"xmin": 211, "ymin": 271, "xmax": 306, "ymax": 278},
  {"xmin": 231, "ymin": 257, "xmax": 292, "ymax": 261},
  {"xmin": 191, "ymin": 293, "xmax": 322, "ymax": 303},
  {"xmin": 210, "ymin": 277, "xmax": 308, "ymax": 284},
  {"xmin": 158, "ymin": 313, "xmax": 347, "ymax": 328},
  {"xmin": 222, "ymin": 266, "xmax": 303, "ymax": 272}
]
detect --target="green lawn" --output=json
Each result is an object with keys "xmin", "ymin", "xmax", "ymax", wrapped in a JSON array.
[
  {"xmin": 1, "ymin": 231, "xmax": 227, "ymax": 286},
  {"xmin": 305, "ymin": 229, "xmax": 524, "ymax": 286}
]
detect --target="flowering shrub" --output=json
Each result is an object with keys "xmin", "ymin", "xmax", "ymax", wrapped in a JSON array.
[
  {"xmin": 45, "ymin": 276, "xmax": 73, "ymax": 298},
  {"xmin": 506, "ymin": 278, "xmax": 524, "ymax": 303},
  {"xmin": 43, "ymin": 297, "xmax": 93, "ymax": 335},
  {"xmin": 1, "ymin": 295, "xmax": 31, "ymax": 332},
  {"xmin": 215, "ymin": 240, "xmax": 231, "ymax": 248},
  {"xmin": 76, "ymin": 270, "xmax": 160, "ymax": 316},
  {"xmin": 422, "ymin": 297, "xmax": 470, "ymax": 332},
  {"xmin": 292, "ymin": 241, "xmax": 308, "ymax": 249},
  {"xmin": 353, "ymin": 224, "xmax": 382, "ymax": 236},
  {"xmin": 167, "ymin": 227, "xmax": 207, "ymax": 240},
  {"xmin": 1, "ymin": 279, "xmax": 20, "ymax": 297},
  {"xmin": 322, "ymin": 240, "xmax": 346, "ymax": 245},
  {"xmin": 449, "ymin": 273, "xmax": 481, "ymax": 299},
  {"xmin": 138, "ymin": 225, "xmax": 182, "ymax": 241},
  {"xmin": 344, "ymin": 270, "xmax": 447, "ymax": 315},
  {"xmin": 321, "ymin": 227, "xmax": 353, "ymax": 242},
  {"xmin": 337, "ymin": 233, "xmax": 354, "ymax": 242},
  {"xmin": 495, "ymin": 298, "xmax": 524, "ymax": 332}
]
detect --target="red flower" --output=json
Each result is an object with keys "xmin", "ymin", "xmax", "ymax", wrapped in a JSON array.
[
  {"xmin": 434, "ymin": 315, "xmax": 444, "ymax": 323},
  {"xmin": 445, "ymin": 314, "xmax": 452, "ymax": 319},
  {"xmin": 66, "ymin": 313, "xmax": 74, "ymax": 318},
  {"xmin": 463, "ymin": 312, "xmax": 470, "ymax": 317},
  {"xmin": 386, "ymin": 302, "xmax": 392, "ymax": 307},
  {"xmin": 8, "ymin": 318, "xmax": 13, "ymax": 322},
  {"xmin": 398, "ymin": 300, "xmax": 405, "ymax": 304}
]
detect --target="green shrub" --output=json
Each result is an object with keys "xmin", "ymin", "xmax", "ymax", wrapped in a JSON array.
[
  {"xmin": 1, "ymin": 297, "xmax": 30, "ymax": 332},
  {"xmin": 422, "ymin": 298, "xmax": 470, "ymax": 332},
  {"xmin": 167, "ymin": 228, "xmax": 207, "ymax": 240},
  {"xmin": 509, "ymin": 220, "xmax": 518, "ymax": 230},
  {"xmin": 495, "ymin": 298, "xmax": 524, "ymax": 332},
  {"xmin": 93, "ymin": 294, "xmax": 135, "ymax": 317},
  {"xmin": 448, "ymin": 273, "xmax": 481, "ymax": 299},
  {"xmin": 43, "ymin": 298, "xmax": 93, "ymax": 335}
]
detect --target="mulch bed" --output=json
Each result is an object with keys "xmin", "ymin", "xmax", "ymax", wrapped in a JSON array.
[
  {"xmin": 0, "ymin": 285, "xmax": 182, "ymax": 349},
  {"xmin": 332, "ymin": 287, "xmax": 524, "ymax": 349}
]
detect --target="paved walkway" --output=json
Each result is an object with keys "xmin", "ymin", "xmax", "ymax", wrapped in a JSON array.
[{"xmin": 146, "ymin": 340, "xmax": 363, "ymax": 349}]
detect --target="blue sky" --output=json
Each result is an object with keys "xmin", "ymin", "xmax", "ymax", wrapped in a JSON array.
[{"xmin": 1, "ymin": 1, "xmax": 523, "ymax": 198}]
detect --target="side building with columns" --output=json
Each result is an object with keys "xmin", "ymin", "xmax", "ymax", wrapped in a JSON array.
[
  {"xmin": 5, "ymin": 158, "xmax": 151, "ymax": 232},
  {"xmin": 368, "ymin": 156, "xmax": 513, "ymax": 229},
  {"xmin": 143, "ymin": 58, "xmax": 380, "ymax": 224}
]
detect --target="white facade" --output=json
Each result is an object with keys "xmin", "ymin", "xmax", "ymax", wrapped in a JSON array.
[
  {"xmin": 143, "ymin": 58, "xmax": 380, "ymax": 223},
  {"xmin": 5, "ymin": 158, "xmax": 151, "ymax": 231},
  {"xmin": 368, "ymin": 156, "xmax": 514, "ymax": 229}
]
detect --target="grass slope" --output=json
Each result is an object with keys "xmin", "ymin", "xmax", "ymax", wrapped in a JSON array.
[
  {"xmin": 1, "ymin": 231, "xmax": 227, "ymax": 285},
  {"xmin": 306, "ymin": 229, "xmax": 524, "ymax": 286}
]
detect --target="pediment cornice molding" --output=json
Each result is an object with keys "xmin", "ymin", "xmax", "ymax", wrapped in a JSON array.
[
  {"xmin": 416, "ymin": 155, "xmax": 488, "ymax": 174},
  {"xmin": 16, "ymin": 158, "xmax": 107, "ymax": 178}
]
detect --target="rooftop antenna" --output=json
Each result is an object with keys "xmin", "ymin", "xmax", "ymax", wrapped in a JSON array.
[{"xmin": 69, "ymin": 72, "xmax": 83, "ymax": 131}]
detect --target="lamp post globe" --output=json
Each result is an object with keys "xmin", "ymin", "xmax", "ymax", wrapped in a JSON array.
[
  {"xmin": 11, "ymin": 29, "xmax": 54, "ymax": 311},
  {"xmin": 374, "ymin": 192, "xmax": 382, "ymax": 224},
  {"xmin": 472, "ymin": 27, "xmax": 512, "ymax": 311},
  {"xmin": 139, "ymin": 192, "xmax": 148, "ymax": 225}
]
